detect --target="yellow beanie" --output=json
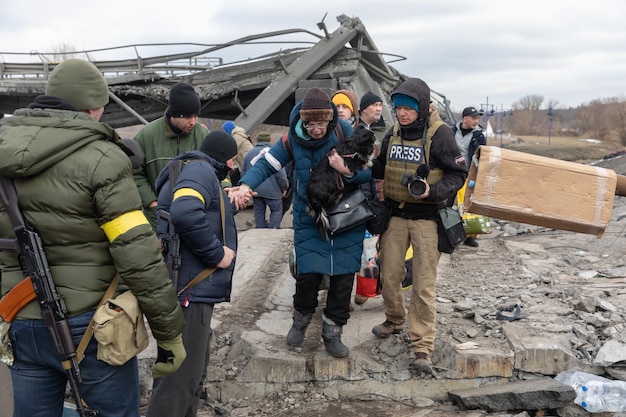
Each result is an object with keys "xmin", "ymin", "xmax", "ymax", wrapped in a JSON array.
[{"xmin": 331, "ymin": 93, "xmax": 354, "ymax": 113}]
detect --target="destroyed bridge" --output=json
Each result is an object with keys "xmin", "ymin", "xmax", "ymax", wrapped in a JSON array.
[{"xmin": 0, "ymin": 14, "xmax": 456, "ymax": 133}]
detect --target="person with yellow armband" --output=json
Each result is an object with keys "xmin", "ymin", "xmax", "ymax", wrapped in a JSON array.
[{"xmin": 0, "ymin": 59, "xmax": 185, "ymax": 416}]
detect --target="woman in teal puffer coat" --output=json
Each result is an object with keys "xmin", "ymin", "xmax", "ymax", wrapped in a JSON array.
[{"xmin": 231, "ymin": 88, "xmax": 371, "ymax": 358}]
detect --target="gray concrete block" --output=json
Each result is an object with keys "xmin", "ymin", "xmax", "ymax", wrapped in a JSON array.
[
  {"xmin": 502, "ymin": 323, "xmax": 589, "ymax": 375},
  {"xmin": 448, "ymin": 377, "xmax": 576, "ymax": 412},
  {"xmin": 436, "ymin": 338, "xmax": 514, "ymax": 379}
]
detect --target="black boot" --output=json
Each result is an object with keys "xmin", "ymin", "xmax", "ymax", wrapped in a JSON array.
[
  {"xmin": 286, "ymin": 309, "xmax": 313, "ymax": 347},
  {"xmin": 321, "ymin": 315, "xmax": 349, "ymax": 358}
]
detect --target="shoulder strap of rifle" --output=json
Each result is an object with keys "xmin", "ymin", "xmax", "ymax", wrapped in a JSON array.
[{"xmin": 168, "ymin": 159, "xmax": 184, "ymax": 191}]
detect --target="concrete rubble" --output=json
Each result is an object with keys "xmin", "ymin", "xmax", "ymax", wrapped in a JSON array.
[
  {"xmin": 177, "ymin": 191, "xmax": 626, "ymax": 415},
  {"xmin": 3, "ymin": 194, "xmax": 626, "ymax": 416}
]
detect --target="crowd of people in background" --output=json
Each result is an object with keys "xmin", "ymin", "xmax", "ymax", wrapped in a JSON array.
[{"xmin": 0, "ymin": 57, "xmax": 488, "ymax": 415}]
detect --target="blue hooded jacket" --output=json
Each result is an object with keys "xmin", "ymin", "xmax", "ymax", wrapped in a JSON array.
[{"xmin": 155, "ymin": 151, "xmax": 237, "ymax": 304}]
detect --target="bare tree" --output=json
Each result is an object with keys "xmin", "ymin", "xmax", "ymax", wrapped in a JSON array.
[
  {"xmin": 574, "ymin": 98, "xmax": 616, "ymax": 141},
  {"xmin": 608, "ymin": 97, "xmax": 626, "ymax": 145},
  {"xmin": 512, "ymin": 94, "xmax": 545, "ymax": 111},
  {"xmin": 47, "ymin": 43, "xmax": 92, "ymax": 62}
]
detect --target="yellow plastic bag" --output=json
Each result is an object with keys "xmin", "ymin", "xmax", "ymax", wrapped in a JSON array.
[
  {"xmin": 462, "ymin": 213, "xmax": 492, "ymax": 235},
  {"xmin": 457, "ymin": 181, "xmax": 492, "ymax": 235}
]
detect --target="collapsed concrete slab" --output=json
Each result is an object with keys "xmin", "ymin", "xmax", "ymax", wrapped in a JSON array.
[{"xmin": 448, "ymin": 377, "xmax": 576, "ymax": 412}]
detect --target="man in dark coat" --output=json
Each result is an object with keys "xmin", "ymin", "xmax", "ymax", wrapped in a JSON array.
[{"xmin": 148, "ymin": 131, "xmax": 239, "ymax": 417}]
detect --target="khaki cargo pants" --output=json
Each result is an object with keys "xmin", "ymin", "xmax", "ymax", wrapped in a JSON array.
[{"xmin": 379, "ymin": 216, "xmax": 440, "ymax": 354}]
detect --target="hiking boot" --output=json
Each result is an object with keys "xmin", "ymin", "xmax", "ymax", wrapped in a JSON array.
[
  {"xmin": 371, "ymin": 320, "xmax": 403, "ymax": 338},
  {"xmin": 412, "ymin": 352, "xmax": 432, "ymax": 374},
  {"xmin": 321, "ymin": 315, "xmax": 349, "ymax": 358},
  {"xmin": 354, "ymin": 293, "xmax": 369, "ymax": 305},
  {"xmin": 286, "ymin": 310, "xmax": 313, "ymax": 347},
  {"xmin": 463, "ymin": 237, "xmax": 479, "ymax": 247}
]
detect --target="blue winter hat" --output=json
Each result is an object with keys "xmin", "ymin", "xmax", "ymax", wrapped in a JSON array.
[
  {"xmin": 392, "ymin": 94, "xmax": 419, "ymax": 112},
  {"xmin": 222, "ymin": 120, "xmax": 236, "ymax": 134}
]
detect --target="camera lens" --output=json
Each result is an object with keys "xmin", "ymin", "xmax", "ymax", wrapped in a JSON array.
[{"xmin": 408, "ymin": 179, "xmax": 426, "ymax": 198}]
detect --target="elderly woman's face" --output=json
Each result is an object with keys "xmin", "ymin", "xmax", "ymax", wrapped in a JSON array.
[{"xmin": 303, "ymin": 121, "xmax": 329, "ymax": 139}]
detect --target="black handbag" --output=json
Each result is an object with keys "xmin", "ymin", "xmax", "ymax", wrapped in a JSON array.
[
  {"xmin": 366, "ymin": 198, "xmax": 392, "ymax": 235},
  {"xmin": 327, "ymin": 188, "xmax": 374, "ymax": 235},
  {"xmin": 437, "ymin": 207, "xmax": 466, "ymax": 254}
]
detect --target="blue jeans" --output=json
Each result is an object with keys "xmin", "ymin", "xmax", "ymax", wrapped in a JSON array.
[
  {"xmin": 9, "ymin": 310, "xmax": 140, "ymax": 417},
  {"xmin": 253, "ymin": 197, "xmax": 283, "ymax": 229}
]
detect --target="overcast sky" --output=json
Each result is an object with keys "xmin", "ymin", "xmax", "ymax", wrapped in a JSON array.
[{"xmin": 2, "ymin": 1, "xmax": 625, "ymax": 113}]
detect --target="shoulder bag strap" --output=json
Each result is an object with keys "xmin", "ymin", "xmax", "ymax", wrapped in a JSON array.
[
  {"xmin": 76, "ymin": 273, "xmax": 119, "ymax": 362},
  {"xmin": 334, "ymin": 124, "xmax": 345, "ymax": 141}
]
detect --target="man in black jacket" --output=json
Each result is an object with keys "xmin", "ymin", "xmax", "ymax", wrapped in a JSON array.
[{"xmin": 370, "ymin": 78, "xmax": 467, "ymax": 374}]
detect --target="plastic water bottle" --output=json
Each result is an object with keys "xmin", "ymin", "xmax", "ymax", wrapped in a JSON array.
[
  {"xmin": 602, "ymin": 379, "xmax": 626, "ymax": 398},
  {"xmin": 580, "ymin": 396, "xmax": 607, "ymax": 413},
  {"xmin": 579, "ymin": 380, "xmax": 626, "ymax": 412},
  {"xmin": 581, "ymin": 380, "xmax": 607, "ymax": 398}
]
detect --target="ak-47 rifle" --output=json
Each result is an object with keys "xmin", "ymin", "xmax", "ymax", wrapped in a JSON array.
[
  {"xmin": 0, "ymin": 177, "xmax": 96, "ymax": 417},
  {"xmin": 159, "ymin": 209, "xmax": 181, "ymax": 291},
  {"xmin": 158, "ymin": 159, "xmax": 186, "ymax": 292}
]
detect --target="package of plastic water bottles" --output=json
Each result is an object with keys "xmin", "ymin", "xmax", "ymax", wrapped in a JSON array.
[{"xmin": 555, "ymin": 370, "xmax": 626, "ymax": 412}]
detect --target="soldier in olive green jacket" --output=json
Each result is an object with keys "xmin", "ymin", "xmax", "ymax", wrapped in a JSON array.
[
  {"xmin": 133, "ymin": 82, "xmax": 209, "ymax": 230},
  {"xmin": 0, "ymin": 59, "xmax": 185, "ymax": 417}
]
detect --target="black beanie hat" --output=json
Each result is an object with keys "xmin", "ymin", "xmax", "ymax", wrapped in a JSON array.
[
  {"xmin": 360, "ymin": 91, "xmax": 382, "ymax": 112},
  {"xmin": 299, "ymin": 87, "xmax": 333, "ymax": 122},
  {"xmin": 199, "ymin": 131, "xmax": 238, "ymax": 164},
  {"xmin": 168, "ymin": 82, "xmax": 201, "ymax": 117}
]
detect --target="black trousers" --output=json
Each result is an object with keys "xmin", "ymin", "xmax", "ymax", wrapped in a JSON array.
[{"xmin": 293, "ymin": 273, "xmax": 354, "ymax": 325}]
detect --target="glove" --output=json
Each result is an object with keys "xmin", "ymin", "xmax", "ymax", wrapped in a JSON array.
[{"xmin": 151, "ymin": 334, "xmax": 186, "ymax": 379}]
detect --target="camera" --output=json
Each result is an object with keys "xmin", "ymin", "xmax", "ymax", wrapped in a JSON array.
[{"xmin": 400, "ymin": 165, "xmax": 430, "ymax": 198}]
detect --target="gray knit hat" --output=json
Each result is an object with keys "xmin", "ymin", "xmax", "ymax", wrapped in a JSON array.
[
  {"xmin": 45, "ymin": 59, "xmax": 109, "ymax": 110},
  {"xmin": 257, "ymin": 132, "xmax": 272, "ymax": 142}
]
